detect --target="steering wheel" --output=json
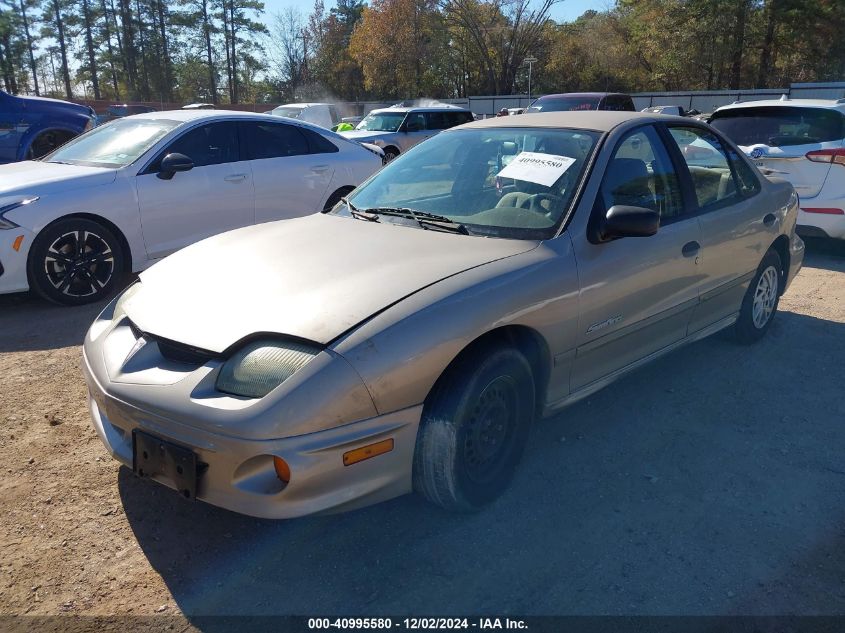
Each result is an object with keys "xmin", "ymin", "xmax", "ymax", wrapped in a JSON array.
[{"xmin": 527, "ymin": 193, "xmax": 565, "ymax": 216}]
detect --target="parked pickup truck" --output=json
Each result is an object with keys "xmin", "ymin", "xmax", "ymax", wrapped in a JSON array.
[{"xmin": 0, "ymin": 91, "xmax": 96, "ymax": 163}]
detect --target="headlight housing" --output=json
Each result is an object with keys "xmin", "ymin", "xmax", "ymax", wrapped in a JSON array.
[
  {"xmin": 216, "ymin": 339, "xmax": 321, "ymax": 399},
  {"xmin": 112, "ymin": 282, "xmax": 141, "ymax": 322},
  {"xmin": 0, "ymin": 196, "xmax": 39, "ymax": 230}
]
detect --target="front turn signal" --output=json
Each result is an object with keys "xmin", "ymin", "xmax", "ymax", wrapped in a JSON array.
[
  {"xmin": 343, "ymin": 438, "xmax": 394, "ymax": 466},
  {"xmin": 273, "ymin": 456, "xmax": 291, "ymax": 483}
]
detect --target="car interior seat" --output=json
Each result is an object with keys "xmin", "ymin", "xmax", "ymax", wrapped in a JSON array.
[{"xmin": 602, "ymin": 157, "xmax": 656, "ymax": 210}]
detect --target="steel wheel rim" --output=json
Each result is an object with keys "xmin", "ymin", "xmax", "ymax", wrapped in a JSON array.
[
  {"xmin": 463, "ymin": 375, "xmax": 518, "ymax": 484},
  {"xmin": 752, "ymin": 265, "xmax": 779, "ymax": 329},
  {"xmin": 43, "ymin": 230, "xmax": 115, "ymax": 298}
]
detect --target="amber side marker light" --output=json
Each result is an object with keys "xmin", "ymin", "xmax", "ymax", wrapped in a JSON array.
[
  {"xmin": 343, "ymin": 438, "xmax": 394, "ymax": 466},
  {"xmin": 273, "ymin": 456, "xmax": 291, "ymax": 483},
  {"xmin": 12, "ymin": 235, "xmax": 24, "ymax": 252}
]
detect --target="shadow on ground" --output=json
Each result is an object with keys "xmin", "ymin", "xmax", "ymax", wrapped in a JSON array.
[
  {"xmin": 119, "ymin": 310, "xmax": 845, "ymax": 621},
  {"xmin": 0, "ymin": 276, "xmax": 136, "ymax": 352},
  {"xmin": 802, "ymin": 237, "xmax": 845, "ymax": 271}
]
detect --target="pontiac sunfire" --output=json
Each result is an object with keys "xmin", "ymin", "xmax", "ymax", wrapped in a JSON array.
[{"xmin": 83, "ymin": 111, "xmax": 804, "ymax": 517}]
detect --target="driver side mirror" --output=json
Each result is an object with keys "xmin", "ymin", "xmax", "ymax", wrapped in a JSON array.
[
  {"xmin": 157, "ymin": 152, "xmax": 194, "ymax": 180},
  {"xmin": 593, "ymin": 205, "xmax": 660, "ymax": 242}
]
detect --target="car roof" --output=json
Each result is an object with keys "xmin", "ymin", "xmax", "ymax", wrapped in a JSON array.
[
  {"xmin": 370, "ymin": 105, "xmax": 471, "ymax": 114},
  {"xmin": 275, "ymin": 102, "xmax": 332, "ymax": 108},
  {"xmin": 716, "ymin": 98, "xmax": 845, "ymax": 113},
  {"xmin": 129, "ymin": 109, "xmax": 289, "ymax": 122},
  {"xmin": 534, "ymin": 92, "xmax": 630, "ymax": 100},
  {"xmin": 457, "ymin": 111, "xmax": 687, "ymax": 133}
]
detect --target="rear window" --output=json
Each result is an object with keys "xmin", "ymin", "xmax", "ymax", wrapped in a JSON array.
[
  {"xmin": 604, "ymin": 96, "xmax": 635, "ymax": 111},
  {"xmin": 710, "ymin": 106, "xmax": 845, "ymax": 147},
  {"xmin": 527, "ymin": 96, "xmax": 600, "ymax": 113}
]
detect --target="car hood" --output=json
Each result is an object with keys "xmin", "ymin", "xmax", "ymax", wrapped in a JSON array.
[
  {"xmin": 0, "ymin": 161, "xmax": 116, "ymax": 196},
  {"xmin": 130, "ymin": 213, "xmax": 538, "ymax": 352},
  {"xmin": 20, "ymin": 94, "xmax": 92, "ymax": 116}
]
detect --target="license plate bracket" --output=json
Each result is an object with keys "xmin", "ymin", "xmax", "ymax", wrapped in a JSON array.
[{"xmin": 132, "ymin": 430, "xmax": 198, "ymax": 500}]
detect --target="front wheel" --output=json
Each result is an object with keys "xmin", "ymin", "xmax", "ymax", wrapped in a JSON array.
[
  {"xmin": 734, "ymin": 249, "xmax": 782, "ymax": 343},
  {"xmin": 413, "ymin": 346, "xmax": 535, "ymax": 512},
  {"xmin": 28, "ymin": 218, "xmax": 125, "ymax": 306},
  {"xmin": 382, "ymin": 147, "xmax": 399, "ymax": 163},
  {"xmin": 26, "ymin": 130, "xmax": 74, "ymax": 159}
]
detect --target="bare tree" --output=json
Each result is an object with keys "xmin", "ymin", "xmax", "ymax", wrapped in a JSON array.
[
  {"xmin": 441, "ymin": 0, "xmax": 559, "ymax": 94},
  {"xmin": 269, "ymin": 7, "xmax": 309, "ymax": 100}
]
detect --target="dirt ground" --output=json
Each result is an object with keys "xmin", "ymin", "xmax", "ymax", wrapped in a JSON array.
[{"xmin": 1, "ymin": 238, "xmax": 844, "ymax": 627}]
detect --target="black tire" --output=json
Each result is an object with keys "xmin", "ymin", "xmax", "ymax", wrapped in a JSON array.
[
  {"xmin": 28, "ymin": 217, "xmax": 125, "ymax": 306},
  {"xmin": 26, "ymin": 130, "xmax": 74, "ymax": 160},
  {"xmin": 413, "ymin": 346, "xmax": 535, "ymax": 512},
  {"xmin": 383, "ymin": 147, "xmax": 399, "ymax": 163},
  {"xmin": 323, "ymin": 186, "xmax": 354, "ymax": 212},
  {"xmin": 734, "ymin": 249, "xmax": 782, "ymax": 344}
]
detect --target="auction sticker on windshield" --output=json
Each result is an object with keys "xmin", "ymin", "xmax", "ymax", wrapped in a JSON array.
[{"xmin": 496, "ymin": 152, "xmax": 576, "ymax": 187}]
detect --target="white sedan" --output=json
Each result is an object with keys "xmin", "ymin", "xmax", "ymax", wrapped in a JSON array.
[{"xmin": 0, "ymin": 110, "xmax": 383, "ymax": 305}]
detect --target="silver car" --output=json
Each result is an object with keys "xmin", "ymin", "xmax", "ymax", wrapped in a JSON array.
[
  {"xmin": 339, "ymin": 106, "xmax": 474, "ymax": 161},
  {"xmin": 83, "ymin": 112, "xmax": 804, "ymax": 518}
]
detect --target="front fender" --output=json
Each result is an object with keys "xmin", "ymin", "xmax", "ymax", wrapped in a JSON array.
[{"xmin": 332, "ymin": 236, "xmax": 581, "ymax": 414}]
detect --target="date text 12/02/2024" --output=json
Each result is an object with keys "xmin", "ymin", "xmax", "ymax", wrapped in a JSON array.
[{"xmin": 307, "ymin": 618, "xmax": 528, "ymax": 629}]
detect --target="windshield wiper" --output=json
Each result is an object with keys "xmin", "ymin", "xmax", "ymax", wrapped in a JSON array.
[
  {"xmin": 342, "ymin": 196, "xmax": 380, "ymax": 222},
  {"xmin": 363, "ymin": 207, "xmax": 470, "ymax": 235}
]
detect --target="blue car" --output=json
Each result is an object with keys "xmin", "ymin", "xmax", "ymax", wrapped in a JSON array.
[{"xmin": 0, "ymin": 90, "xmax": 96, "ymax": 163}]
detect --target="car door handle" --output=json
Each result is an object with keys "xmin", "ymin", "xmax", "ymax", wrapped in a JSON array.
[
  {"xmin": 763, "ymin": 213, "xmax": 777, "ymax": 227},
  {"xmin": 224, "ymin": 174, "xmax": 248, "ymax": 182},
  {"xmin": 682, "ymin": 241, "xmax": 700, "ymax": 257},
  {"xmin": 310, "ymin": 165, "xmax": 330, "ymax": 173}
]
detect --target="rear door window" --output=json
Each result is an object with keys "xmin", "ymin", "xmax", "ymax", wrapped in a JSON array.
[
  {"xmin": 666, "ymin": 126, "xmax": 758, "ymax": 209},
  {"xmin": 243, "ymin": 121, "xmax": 309, "ymax": 159},
  {"xmin": 453, "ymin": 112, "xmax": 474, "ymax": 126},
  {"xmin": 301, "ymin": 128, "xmax": 339, "ymax": 153},
  {"xmin": 424, "ymin": 112, "xmax": 450, "ymax": 130},
  {"xmin": 710, "ymin": 106, "xmax": 845, "ymax": 148}
]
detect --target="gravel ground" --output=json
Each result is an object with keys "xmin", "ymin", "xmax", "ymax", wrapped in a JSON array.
[{"xmin": 1, "ymin": 238, "xmax": 844, "ymax": 625}]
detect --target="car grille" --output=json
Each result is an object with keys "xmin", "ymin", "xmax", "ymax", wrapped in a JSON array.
[
  {"xmin": 127, "ymin": 320, "xmax": 218, "ymax": 366},
  {"xmin": 156, "ymin": 338, "xmax": 218, "ymax": 365}
]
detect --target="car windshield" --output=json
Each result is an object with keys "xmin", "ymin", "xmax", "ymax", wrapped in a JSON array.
[
  {"xmin": 710, "ymin": 106, "xmax": 845, "ymax": 147},
  {"xmin": 272, "ymin": 107, "xmax": 304, "ymax": 119},
  {"xmin": 337, "ymin": 127, "xmax": 600, "ymax": 240},
  {"xmin": 526, "ymin": 97, "xmax": 600, "ymax": 113},
  {"xmin": 356, "ymin": 112, "xmax": 406, "ymax": 132},
  {"xmin": 43, "ymin": 118, "xmax": 180, "ymax": 168}
]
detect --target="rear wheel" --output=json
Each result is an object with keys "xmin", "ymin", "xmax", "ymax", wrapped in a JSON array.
[
  {"xmin": 28, "ymin": 218, "xmax": 125, "ymax": 306},
  {"xmin": 413, "ymin": 346, "xmax": 535, "ymax": 512},
  {"xmin": 323, "ymin": 186, "xmax": 355, "ymax": 212},
  {"xmin": 734, "ymin": 249, "xmax": 782, "ymax": 343}
]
